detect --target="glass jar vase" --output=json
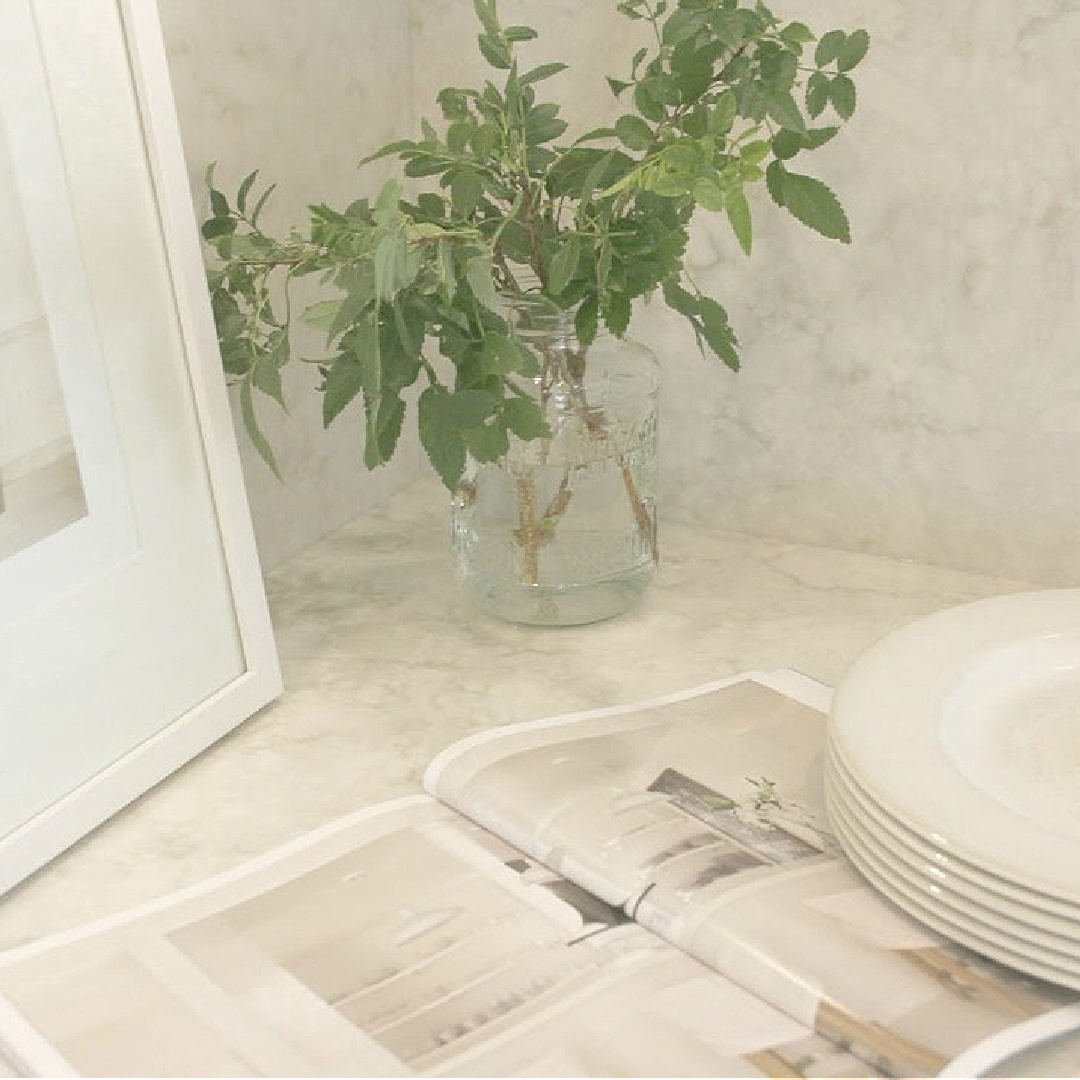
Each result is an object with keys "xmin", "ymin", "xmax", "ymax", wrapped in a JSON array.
[{"xmin": 451, "ymin": 300, "xmax": 659, "ymax": 626}]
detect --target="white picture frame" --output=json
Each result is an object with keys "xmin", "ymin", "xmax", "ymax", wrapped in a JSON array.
[{"xmin": 0, "ymin": 0, "xmax": 283, "ymax": 893}]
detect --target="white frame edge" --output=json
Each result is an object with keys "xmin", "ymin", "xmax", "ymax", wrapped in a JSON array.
[{"xmin": 0, "ymin": 0, "xmax": 284, "ymax": 894}]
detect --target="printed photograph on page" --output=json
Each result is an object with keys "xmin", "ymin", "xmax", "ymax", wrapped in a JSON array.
[
  {"xmin": 422, "ymin": 678, "xmax": 1078, "ymax": 1077},
  {"xmin": 424, "ymin": 679, "xmax": 836, "ymax": 908},
  {"xmin": 0, "ymin": 797, "xmax": 878, "ymax": 1078}
]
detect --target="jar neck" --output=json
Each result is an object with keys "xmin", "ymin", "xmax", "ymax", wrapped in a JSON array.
[{"xmin": 504, "ymin": 295, "xmax": 586, "ymax": 386}]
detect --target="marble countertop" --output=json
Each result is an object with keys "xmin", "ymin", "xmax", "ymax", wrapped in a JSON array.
[
  {"xmin": 0, "ymin": 479, "xmax": 1041, "ymax": 951},
  {"xmin": 6, "ymin": 478, "xmax": 1080, "ymax": 1077},
  {"xmin": 0, "ymin": 481, "xmax": 1036, "ymax": 954}
]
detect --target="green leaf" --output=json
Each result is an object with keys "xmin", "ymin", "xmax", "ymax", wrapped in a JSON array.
[
  {"xmin": 201, "ymin": 216, "xmax": 237, "ymax": 241},
  {"xmin": 575, "ymin": 293, "xmax": 599, "ymax": 346},
  {"xmin": 725, "ymin": 185, "xmax": 753, "ymax": 256},
  {"xmin": 478, "ymin": 32, "xmax": 512, "ymax": 69},
  {"xmin": 692, "ymin": 174, "xmax": 725, "ymax": 212},
  {"xmin": 837, "ymin": 29, "xmax": 870, "ymax": 72},
  {"xmin": 364, "ymin": 392, "xmax": 406, "ymax": 469},
  {"xmin": 766, "ymin": 90, "xmax": 806, "ymax": 133},
  {"xmin": 504, "ymin": 24, "xmax": 538, "ymax": 42},
  {"xmin": 236, "ymin": 170, "xmax": 259, "ymax": 214},
  {"xmin": 239, "ymin": 376, "xmax": 281, "ymax": 478},
  {"xmin": 615, "ymin": 113, "xmax": 654, "ymax": 152},
  {"xmin": 548, "ymin": 234, "xmax": 582, "ymax": 295},
  {"xmin": 815, "ymin": 29, "xmax": 845, "ymax": 66},
  {"xmin": 607, "ymin": 77, "xmax": 632, "ymax": 97},
  {"xmin": 829, "ymin": 74, "xmax": 857, "ymax": 120},
  {"xmin": 603, "ymin": 291, "xmax": 632, "ymax": 336},
  {"xmin": 462, "ymin": 421, "xmax": 509, "ymax": 463},
  {"xmin": 698, "ymin": 296, "xmax": 740, "ymax": 371},
  {"xmin": 465, "ymin": 254, "xmax": 502, "ymax": 313},
  {"xmin": 520, "ymin": 61, "xmax": 567, "ymax": 86},
  {"xmin": 252, "ymin": 346, "xmax": 286, "ymax": 407},
  {"xmin": 484, "ymin": 333, "xmax": 538, "ymax": 376},
  {"xmin": 321, "ymin": 354, "xmax": 364, "ymax": 426},
  {"xmin": 766, "ymin": 163, "xmax": 850, "ymax": 242},
  {"xmin": 451, "ymin": 169, "xmax": 484, "ymax": 216},
  {"xmin": 502, "ymin": 397, "xmax": 549, "ymax": 441},
  {"xmin": 805, "ymin": 71, "xmax": 830, "ymax": 118},
  {"xmin": 418, "ymin": 385, "xmax": 467, "ymax": 488},
  {"xmin": 634, "ymin": 78, "xmax": 667, "ymax": 122}
]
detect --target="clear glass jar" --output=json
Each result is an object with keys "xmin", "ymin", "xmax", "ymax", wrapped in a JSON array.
[{"xmin": 451, "ymin": 300, "xmax": 659, "ymax": 626}]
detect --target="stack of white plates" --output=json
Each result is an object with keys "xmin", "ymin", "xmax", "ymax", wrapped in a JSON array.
[{"xmin": 826, "ymin": 589, "xmax": 1080, "ymax": 991}]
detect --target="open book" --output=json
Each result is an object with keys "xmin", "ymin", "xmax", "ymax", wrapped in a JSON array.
[{"xmin": 0, "ymin": 670, "xmax": 1077, "ymax": 1078}]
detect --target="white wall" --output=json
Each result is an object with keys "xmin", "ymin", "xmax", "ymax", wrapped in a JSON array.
[
  {"xmin": 157, "ymin": 0, "xmax": 421, "ymax": 569},
  {"xmin": 654, "ymin": 0, "xmax": 1080, "ymax": 585},
  {"xmin": 162, "ymin": 0, "xmax": 1080, "ymax": 584}
]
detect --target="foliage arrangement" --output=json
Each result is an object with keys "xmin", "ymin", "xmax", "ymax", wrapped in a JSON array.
[{"xmin": 202, "ymin": 0, "xmax": 868, "ymax": 489}]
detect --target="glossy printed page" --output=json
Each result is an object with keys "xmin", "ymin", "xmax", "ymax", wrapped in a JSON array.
[
  {"xmin": 0, "ymin": 797, "xmax": 876, "ymax": 1078},
  {"xmin": 423, "ymin": 672, "xmax": 1079, "ymax": 1076}
]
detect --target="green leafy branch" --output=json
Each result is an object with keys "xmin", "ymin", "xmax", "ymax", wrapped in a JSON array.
[{"xmin": 201, "ymin": 0, "xmax": 868, "ymax": 488}]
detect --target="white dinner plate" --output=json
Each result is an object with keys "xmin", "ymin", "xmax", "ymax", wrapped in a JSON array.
[
  {"xmin": 826, "ymin": 761, "xmax": 1080, "ymax": 956},
  {"xmin": 827, "ymin": 743, "xmax": 1080, "ymax": 929},
  {"xmin": 828, "ymin": 791, "xmax": 1080, "ymax": 991},
  {"xmin": 829, "ymin": 590, "xmax": 1080, "ymax": 903}
]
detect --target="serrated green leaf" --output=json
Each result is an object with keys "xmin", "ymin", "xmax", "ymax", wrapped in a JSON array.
[
  {"xmin": 603, "ymin": 291, "xmax": 632, "ymax": 336},
  {"xmin": 462, "ymin": 421, "xmax": 509, "ymax": 463},
  {"xmin": 767, "ymin": 90, "xmax": 806, "ymax": 133},
  {"xmin": 364, "ymin": 392, "xmax": 406, "ymax": 469},
  {"xmin": 837, "ymin": 29, "xmax": 869, "ymax": 72},
  {"xmin": 767, "ymin": 164, "xmax": 850, "ymax": 242},
  {"xmin": 815, "ymin": 29, "xmax": 845, "ymax": 66},
  {"xmin": 419, "ymin": 386, "xmax": 467, "ymax": 488},
  {"xmin": 615, "ymin": 113, "xmax": 654, "ymax": 152},
  {"xmin": 829, "ymin": 74, "xmax": 857, "ymax": 120},
  {"xmin": 502, "ymin": 397, "xmax": 550, "ymax": 441},
  {"xmin": 698, "ymin": 296, "xmax": 739, "ymax": 371},
  {"xmin": 710, "ymin": 91, "xmax": 737, "ymax": 136},
  {"xmin": 321, "ymin": 355, "xmax": 364, "ymax": 426},
  {"xmin": 482, "ymin": 332, "xmax": 533, "ymax": 376},
  {"xmin": 805, "ymin": 71, "xmax": 830, "ymax": 119}
]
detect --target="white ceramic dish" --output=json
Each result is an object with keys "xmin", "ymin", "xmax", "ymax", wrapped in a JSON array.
[
  {"xmin": 829, "ymin": 590, "xmax": 1080, "ymax": 903},
  {"xmin": 826, "ymin": 762, "xmax": 1080, "ymax": 955},
  {"xmin": 826, "ymin": 743, "xmax": 1080, "ymax": 929},
  {"xmin": 828, "ymin": 793, "xmax": 1080, "ymax": 991}
]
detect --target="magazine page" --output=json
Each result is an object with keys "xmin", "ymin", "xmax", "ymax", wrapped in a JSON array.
[
  {"xmin": 0, "ymin": 795, "xmax": 878, "ymax": 1078},
  {"xmin": 423, "ymin": 671, "xmax": 1078, "ymax": 1077}
]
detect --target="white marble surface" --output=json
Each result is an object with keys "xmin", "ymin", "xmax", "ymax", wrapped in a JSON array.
[{"xmin": 0, "ymin": 477, "xmax": 1039, "ymax": 951}]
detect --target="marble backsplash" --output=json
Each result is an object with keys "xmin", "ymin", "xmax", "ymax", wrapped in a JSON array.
[{"xmin": 160, "ymin": 0, "xmax": 1080, "ymax": 584}]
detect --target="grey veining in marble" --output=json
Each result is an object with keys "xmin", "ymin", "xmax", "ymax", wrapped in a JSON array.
[{"xmin": 0, "ymin": 479, "xmax": 1036, "ymax": 952}]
